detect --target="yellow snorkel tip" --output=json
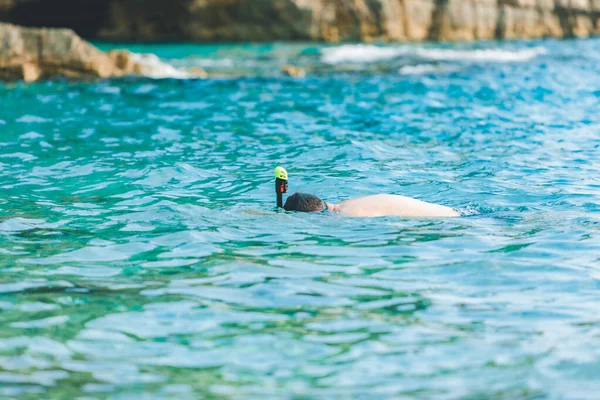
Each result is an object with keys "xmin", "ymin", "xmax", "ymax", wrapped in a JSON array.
[
  {"xmin": 275, "ymin": 166, "xmax": 288, "ymax": 208},
  {"xmin": 274, "ymin": 166, "xmax": 288, "ymax": 180}
]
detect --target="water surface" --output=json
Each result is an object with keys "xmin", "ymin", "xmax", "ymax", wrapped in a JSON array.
[{"xmin": 1, "ymin": 39, "xmax": 600, "ymax": 399}]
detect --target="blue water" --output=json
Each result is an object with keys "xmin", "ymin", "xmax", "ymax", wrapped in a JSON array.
[{"xmin": 1, "ymin": 39, "xmax": 600, "ymax": 399}]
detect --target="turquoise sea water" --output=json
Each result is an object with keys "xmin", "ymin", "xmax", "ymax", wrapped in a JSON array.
[{"xmin": 1, "ymin": 39, "xmax": 600, "ymax": 399}]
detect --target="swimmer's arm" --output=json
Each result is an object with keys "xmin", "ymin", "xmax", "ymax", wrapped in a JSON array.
[{"xmin": 332, "ymin": 194, "xmax": 460, "ymax": 217}]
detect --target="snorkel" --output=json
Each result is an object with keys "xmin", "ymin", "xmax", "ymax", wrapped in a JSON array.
[{"xmin": 275, "ymin": 166, "xmax": 288, "ymax": 208}]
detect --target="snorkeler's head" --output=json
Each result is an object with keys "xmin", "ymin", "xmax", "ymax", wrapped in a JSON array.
[{"xmin": 284, "ymin": 192, "xmax": 324, "ymax": 213}]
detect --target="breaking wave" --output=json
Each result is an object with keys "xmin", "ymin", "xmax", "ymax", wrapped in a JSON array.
[
  {"xmin": 418, "ymin": 47, "xmax": 547, "ymax": 62},
  {"xmin": 130, "ymin": 53, "xmax": 193, "ymax": 79},
  {"xmin": 321, "ymin": 45, "xmax": 409, "ymax": 64},
  {"xmin": 321, "ymin": 44, "xmax": 547, "ymax": 65},
  {"xmin": 399, "ymin": 64, "xmax": 460, "ymax": 75}
]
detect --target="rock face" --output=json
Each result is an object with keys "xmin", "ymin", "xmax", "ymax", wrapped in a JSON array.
[
  {"xmin": 0, "ymin": 0, "xmax": 599, "ymax": 42},
  {"xmin": 99, "ymin": 0, "xmax": 600, "ymax": 42},
  {"xmin": 0, "ymin": 23, "xmax": 206, "ymax": 81},
  {"xmin": 0, "ymin": 22, "xmax": 146, "ymax": 81}
]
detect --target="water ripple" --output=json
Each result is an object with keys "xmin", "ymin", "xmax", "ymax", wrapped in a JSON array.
[{"xmin": 1, "ymin": 38, "xmax": 600, "ymax": 399}]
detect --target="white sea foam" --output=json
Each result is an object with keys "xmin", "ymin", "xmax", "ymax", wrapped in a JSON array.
[
  {"xmin": 416, "ymin": 47, "xmax": 547, "ymax": 62},
  {"xmin": 321, "ymin": 44, "xmax": 547, "ymax": 65},
  {"xmin": 321, "ymin": 45, "xmax": 409, "ymax": 64},
  {"xmin": 19, "ymin": 131, "xmax": 44, "ymax": 140},
  {"xmin": 16, "ymin": 115, "xmax": 50, "ymax": 123},
  {"xmin": 399, "ymin": 64, "xmax": 461, "ymax": 75},
  {"xmin": 399, "ymin": 64, "xmax": 437, "ymax": 75},
  {"xmin": 130, "ymin": 53, "xmax": 192, "ymax": 79},
  {"xmin": 186, "ymin": 58, "xmax": 234, "ymax": 68}
]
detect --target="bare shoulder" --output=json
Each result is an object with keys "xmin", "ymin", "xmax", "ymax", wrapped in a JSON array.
[{"xmin": 336, "ymin": 194, "xmax": 459, "ymax": 217}]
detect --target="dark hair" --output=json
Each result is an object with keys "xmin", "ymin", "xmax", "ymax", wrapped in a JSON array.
[{"xmin": 284, "ymin": 192, "xmax": 324, "ymax": 212}]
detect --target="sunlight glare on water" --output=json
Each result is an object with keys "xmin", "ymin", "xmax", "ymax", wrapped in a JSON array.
[{"xmin": 1, "ymin": 39, "xmax": 600, "ymax": 399}]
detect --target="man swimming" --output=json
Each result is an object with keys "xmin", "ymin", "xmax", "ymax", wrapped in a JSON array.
[{"xmin": 284, "ymin": 192, "xmax": 460, "ymax": 217}]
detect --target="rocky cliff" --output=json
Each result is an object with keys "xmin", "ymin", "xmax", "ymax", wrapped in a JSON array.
[
  {"xmin": 0, "ymin": 23, "xmax": 205, "ymax": 81},
  {"xmin": 1, "ymin": 0, "xmax": 599, "ymax": 42}
]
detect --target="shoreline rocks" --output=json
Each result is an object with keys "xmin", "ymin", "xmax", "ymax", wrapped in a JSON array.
[
  {"xmin": 0, "ymin": 23, "xmax": 140, "ymax": 81},
  {"xmin": 0, "ymin": 23, "xmax": 206, "ymax": 82},
  {"xmin": 282, "ymin": 65, "xmax": 306, "ymax": 78}
]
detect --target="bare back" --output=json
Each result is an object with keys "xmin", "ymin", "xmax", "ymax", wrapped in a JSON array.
[{"xmin": 332, "ymin": 194, "xmax": 460, "ymax": 217}]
